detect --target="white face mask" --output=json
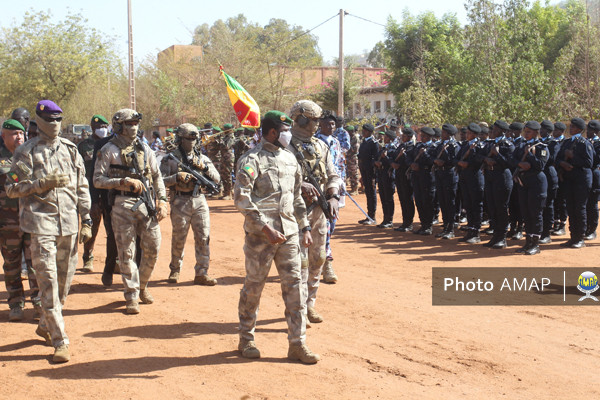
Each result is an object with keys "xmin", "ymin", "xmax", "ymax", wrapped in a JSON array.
[
  {"xmin": 278, "ymin": 129, "xmax": 292, "ymax": 148},
  {"xmin": 94, "ymin": 127, "xmax": 108, "ymax": 138}
]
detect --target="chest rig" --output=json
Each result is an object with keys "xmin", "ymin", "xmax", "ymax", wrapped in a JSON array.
[
  {"xmin": 109, "ymin": 138, "xmax": 153, "ymax": 185},
  {"xmin": 290, "ymin": 137, "xmax": 327, "ymax": 186}
]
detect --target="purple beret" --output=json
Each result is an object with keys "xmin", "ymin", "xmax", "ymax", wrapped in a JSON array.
[{"xmin": 36, "ymin": 100, "xmax": 63, "ymax": 114}]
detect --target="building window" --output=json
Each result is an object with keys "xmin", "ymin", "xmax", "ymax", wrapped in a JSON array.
[
  {"xmin": 374, "ymin": 101, "xmax": 381, "ymax": 113},
  {"xmin": 385, "ymin": 100, "xmax": 392, "ymax": 112},
  {"xmin": 365, "ymin": 103, "xmax": 371, "ymax": 114}
]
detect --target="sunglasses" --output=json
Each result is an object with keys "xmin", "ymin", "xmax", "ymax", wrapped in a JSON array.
[{"xmin": 40, "ymin": 115, "xmax": 63, "ymax": 123}]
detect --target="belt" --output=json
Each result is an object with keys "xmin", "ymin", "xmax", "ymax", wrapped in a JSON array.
[{"xmin": 175, "ymin": 191, "xmax": 194, "ymax": 196}]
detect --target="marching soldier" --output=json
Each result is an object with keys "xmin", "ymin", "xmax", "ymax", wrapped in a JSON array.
[
  {"xmin": 374, "ymin": 130, "xmax": 398, "ymax": 228},
  {"xmin": 161, "ymin": 123, "xmax": 221, "ymax": 286},
  {"xmin": 391, "ymin": 127, "xmax": 416, "ymax": 232},
  {"xmin": 433, "ymin": 123, "xmax": 460, "ymax": 239},
  {"xmin": 552, "ymin": 122, "xmax": 568, "ymax": 235},
  {"xmin": 407, "ymin": 127, "xmax": 437, "ymax": 235},
  {"xmin": 539, "ymin": 120, "xmax": 559, "ymax": 244},
  {"xmin": 507, "ymin": 122, "xmax": 525, "ymax": 240},
  {"xmin": 357, "ymin": 123, "xmax": 379, "ymax": 224}
]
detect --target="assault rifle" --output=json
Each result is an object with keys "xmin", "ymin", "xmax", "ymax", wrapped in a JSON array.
[
  {"xmin": 127, "ymin": 150, "xmax": 157, "ymax": 218},
  {"xmin": 167, "ymin": 153, "xmax": 220, "ymax": 195},
  {"xmin": 512, "ymin": 142, "xmax": 543, "ymax": 187}
]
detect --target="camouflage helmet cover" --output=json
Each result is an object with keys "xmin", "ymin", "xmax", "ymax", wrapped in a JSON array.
[
  {"xmin": 112, "ymin": 108, "xmax": 142, "ymax": 134},
  {"xmin": 289, "ymin": 100, "xmax": 323, "ymax": 121},
  {"xmin": 175, "ymin": 123, "xmax": 199, "ymax": 139}
]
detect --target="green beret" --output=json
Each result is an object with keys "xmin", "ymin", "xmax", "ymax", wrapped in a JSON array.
[
  {"xmin": 222, "ymin": 123, "xmax": 234, "ymax": 130},
  {"xmin": 91, "ymin": 114, "xmax": 109, "ymax": 125},
  {"xmin": 213, "ymin": 127, "xmax": 222, "ymax": 133},
  {"xmin": 2, "ymin": 119, "xmax": 25, "ymax": 131},
  {"xmin": 235, "ymin": 127, "xmax": 244, "ymax": 133},
  {"xmin": 345, "ymin": 125, "xmax": 355, "ymax": 132},
  {"xmin": 263, "ymin": 110, "xmax": 293, "ymax": 126},
  {"xmin": 166, "ymin": 128, "xmax": 174, "ymax": 133}
]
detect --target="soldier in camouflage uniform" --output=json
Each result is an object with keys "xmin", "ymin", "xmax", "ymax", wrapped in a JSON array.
[
  {"xmin": 346, "ymin": 125, "xmax": 360, "ymax": 194},
  {"xmin": 287, "ymin": 100, "xmax": 342, "ymax": 325},
  {"xmin": 0, "ymin": 119, "xmax": 40, "ymax": 322},
  {"xmin": 77, "ymin": 114, "xmax": 110, "ymax": 273},
  {"xmin": 160, "ymin": 123, "xmax": 221, "ymax": 285},
  {"xmin": 205, "ymin": 124, "xmax": 221, "ymax": 188},
  {"xmin": 94, "ymin": 109, "xmax": 168, "ymax": 315},
  {"xmin": 234, "ymin": 110, "xmax": 319, "ymax": 364},
  {"xmin": 217, "ymin": 123, "xmax": 236, "ymax": 200},
  {"xmin": 233, "ymin": 127, "xmax": 251, "ymax": 167},
  {"xmin": 6, "ymin": 100, "xmax": 93, "ymax": 363}
]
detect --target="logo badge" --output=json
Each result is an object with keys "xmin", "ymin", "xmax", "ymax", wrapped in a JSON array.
[{"xmin": 577, "ymin": 271, "xmax": 599, "ymax": 301}]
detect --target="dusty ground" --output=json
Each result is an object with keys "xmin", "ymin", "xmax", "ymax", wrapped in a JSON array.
[{"xmin": 1, "ymin": 196, "xmax": 599, "ymax": 399}]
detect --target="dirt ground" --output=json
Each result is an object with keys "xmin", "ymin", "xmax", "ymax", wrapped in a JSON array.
[{"xmin": 1, "ymin": 196, "xmax": 599, "ymax": 399}]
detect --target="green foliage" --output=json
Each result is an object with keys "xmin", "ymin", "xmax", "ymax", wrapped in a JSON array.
[{"xmin": 311, "ymin": 67, "xmax": 361, "ymax": 114}]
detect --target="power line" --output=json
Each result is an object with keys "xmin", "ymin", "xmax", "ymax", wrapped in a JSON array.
[
  {"xmin": 346, "ymin": 13, "xmax": 386, "ymax": 28},
  {"xmin": 281, "ymin": 13, "xmax": 339, "ymax": 46}
]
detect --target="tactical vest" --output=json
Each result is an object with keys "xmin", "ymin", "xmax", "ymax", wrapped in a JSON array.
[
  {"xmin": 108, "ymin": 137, "xmax": 153, "ymax": 185},
  {"xmin": 291, "ymin": 137, "xmax": 328, "ymax": 186}
]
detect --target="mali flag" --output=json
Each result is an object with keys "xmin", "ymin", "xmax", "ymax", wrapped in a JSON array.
[{"xmin": 220, "ymin": 66, "xmax": 260, "ymax": 128}]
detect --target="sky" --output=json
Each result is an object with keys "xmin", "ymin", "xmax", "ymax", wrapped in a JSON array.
[{"xmin": 0, "ymin": 0, "xmax": 470, "ymax": 64}]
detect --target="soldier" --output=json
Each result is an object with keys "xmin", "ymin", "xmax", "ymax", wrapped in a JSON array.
[
  {"xmin": 408, "ymin": 127, "xmax": 437, "ymax": 235},
  {"xmin": 205, "ymin": 124, "xmax": 221, "ymax": 188},
  {"xmin": 233, "ymin": 127, "xmax": 250, "ymax": 167},
  {"xmin": 10, "ymin": 108, "xmax": 30, "ymax": 134},
  {"xmin": 374, "ymin": 130, "xmax": 398, "ymax": 228},
  {"xmin": 556, "ymin": 118, "xmax": 593, "ymax": 248},
  {"xmin": 6, "ymin": 100, "xmax": 92, "ymax": 363},
  {"xmin": 161, "ymin": 123, "xmax": 221, "ymax": 285},
  {"xmin": 0, "ymin": 119, "xmax": 40, "ymax": 322},
  {"xmin": 288, "ymin": 100, "xmax": 341, "ymax": 325},
  {"xmin": 481, "ymin": 120, "xmax": 515, "ymax": 249},
  {"xmin": 432, "ymin": 124, "xmax": 460, "ymax": 238},
  {"xmin": 552, "ymin": 122, "xmax": 568, "ymax": 235},
  {"xmin": 391, "ymin": 127, "xmax": 416, "ymax": 232},
  {"xmin": 507, "ymin": 122, "xmax": 525, "ymax": 240},
  {"xmin": 217, "ymin": 123, "xmax": 236, "ymax": 200},
  {"xmin": 93, "ymin": 109, "xmax": 168, "ymax": 314},
  {"xmin": 584, "ymin": 120, "xmax": 600, "ymax": 240},
  {"xmin": 234, "ymin": 110, "xmax": 319, "ymax": 364},
  {"xmin": 77, "ymin": 114, "xmax": 110, "ymax": 273},
  {"xmin": 345, "ymin": 125, "xmax": 360, "ymax": 194},
  {"xmin": 27, "ymin": 121, "xmax": 38, "ymax": 140},
  {"xmin": 357, "ymin": 123, "xmax": 379, "ymax": 224},
  {"xmin": 539, "ymin": 120, "xmax": 559, "ymax": 244}
]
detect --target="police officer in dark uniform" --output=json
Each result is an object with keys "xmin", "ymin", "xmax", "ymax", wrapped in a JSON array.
[
  {"xmin": 390, "ymin": 128, "xmax": 415, "ymax": 232},
  {"xmin": 456, "ymin": 123, "xmax": 485, "ymax": 243},
  {"xmin": 512, "ymin": 121, "xmax": 549, "ymax": 255},
  {"xmin": 432, "ymin": 123, "xmax": 460, "ymax": 239},
  {"xmin": 539, "ymin": 120, "xmax": 559, "ymax": 244},
  {"xmin": 374, "ymin": 130, "xmax": 398, "ymax": 228},
  {"xmin": 584, "ymin": 120, "xmax": 600, "ymax": 240},
  {"xmin": 552, "ymin": 122, "xmax": 568, "ymax": 235},
  {"xmin": 357, "ymin": 123, "xmax": 379, "ymax": 224},
  {"xmin": 507, "ymin": 122, "xmax": 525, "ymax": 240},
  {"xmin": 408, "ymin": 127, "xmax": 436, "ymax": 235},
  {"xmin": 556, "ymin": 117, "xmax": 594, "ymax": 248},
  {"xmin": 481, "ymin": 120, "xmax": 515, "ymax": 249}
]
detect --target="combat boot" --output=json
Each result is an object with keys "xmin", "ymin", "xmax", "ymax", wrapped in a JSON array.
[
  {"xmin": 511, "ymin": 224, "xmax": 523, "ymax": 240},
  {"xmin": 322, "ymin": 260, "xmax": 338, "ymax": 284},
  {"xmin": 552, "ymin": 222, "xmax": 566, "ymax": 236},
  {"xmin": 81, "ymin": 256, "xmax": 94, "ymax": 273},
  {"xmin": 53, "ymin": 344, "xmax": 70, "ymax": 363},
  {"xmin": 126, "ymin": 299, "xmax": 140, "ymax": 314},
  {"xmin": 194, "ymin": 274, "xmax": 217, "ymax": 286},
  {"xmin": 516, "ymin": 236, "xmax": 532, "ymax": 253},
  {"xmin": 584, "ymin": 231, "xmax": 597, "ymax": 241},
  {"xmin": 465, "ymin": 232, "xmax": 481, "ymax": 244},
  {"xmin": 458, "ymin": 230, "xmax": 473, "ymax": 242},
  {"xmin": 101, "ymin": 271, "xmax": 113, "ymax": 287},
  {"xmin": 307, "ymin": 306, "xmax": 323, "ymax": 323},
  {"xmin": 492, "ymin": 235, "xmax": 507, "ymax": 249},
  {"xmin": 287, "ymin": 343, "xmax": 320, "ymax": 364},
  {"xmin": 139, "ymin": 289, "xmax": 154, "ymax": 304},
  {"xmin": 8, "ymin": 304, "xmax": 24, "ymax": 322},
  {"xmin": 238, "ymin": 338, "xmax": 260, "ymax": 359},
  {"xmin": 539, "ymin": 231, "xmax": 552, "ymax": 244},
  {"xmin": 168, "ymin": 269, "xmax": 180, "ymax": 283},
  {"xmin": 35, "ymin": 325, "xmax": 52, "ymax": 346},
  {"xmin": 524, "ymin": 236, "xmax": 540, "ymax": 255}
]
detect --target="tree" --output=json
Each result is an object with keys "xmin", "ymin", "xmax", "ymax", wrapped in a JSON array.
[{"xmin": 311, "ymin": 66, "xmax": 361, "ymax": 114}]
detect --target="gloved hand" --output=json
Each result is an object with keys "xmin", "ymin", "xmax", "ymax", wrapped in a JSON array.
[
  {"xmin": 157, "ymin": 200, "xmax": 169, "ymax": 221},
  {"xmin": 39, "ymin": 169, "xmax": 69, "ymax": 191},
  {"xmin": 120, "ymin": 177, "xmax": 144, "ymax": 194},
  {"xmin": 191, "ymin": 159, "xmax": 205, "ymax": 171},
  {"xmin": 79, "ymin": 223, "xmax": 93, "ymax": 244},
  {"xmin": 177, "ymin": 172, "xmax": 193, "ymax": 183}
]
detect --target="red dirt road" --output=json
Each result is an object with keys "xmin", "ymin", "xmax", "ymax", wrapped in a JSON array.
[{"xmin": 1, "ymin": 197, "xmax": 599, "ymax": 399}]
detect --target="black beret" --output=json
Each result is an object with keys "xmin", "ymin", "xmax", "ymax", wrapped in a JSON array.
[
  {"xmin": 442, "ymin": 123, "xmax": 458, "ymax": 135},
  {"xmin": 554, "ymin": 122, "xmax": 566, "ymax": 131},
  {"xmin": 571, "ymin": 117, "xmax": 586, "ymax": 130},
  {"xmin": 540, "ymin": 120, "xmax": 554, "ymax": 132},
  {"xmin": 433, "ymin": 127, "xmax": 442, "ymax": 137},
  {"xmin": 421, "ymin": 127, "xmax": 435, "ymax": 136},
  {"xmin": 588, "ymin": 120, "xmax": 600, "ymax": 132},
  {"xmin": 384, "ymin": 130, "xmax": 397, "ymax": 139},
  {"xmin": 494, "ymin": 120, "xmax": 510, "ymax": 131},
  {"xmin": 509, "ymin": 122, "xmax": 524, "ymax": 131},
  {"xmin": 402, "ymin": 128, "xmax": 415, "ymax": 136},
  {"xmin": 362, "ymin": 123, "xmax": 374, "ymax": 132},
  {"xmin": 525, "ymin": 121, "xmax": 541, "ymax": 130},
  {"xmin": 467, "ymin": 123, "xmax": 481, "ymax": 134}
]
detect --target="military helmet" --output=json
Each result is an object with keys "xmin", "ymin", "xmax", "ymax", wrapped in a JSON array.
[
  {"xmin": 289, "ymin": 100, "xmax": 323, "ymax": 123},
  {"xmin": 175, "ymin": 123, "xmax": 199, "ymax": 139},
  {"xmin": 112, "ymin": 108, "xmax": 142, "ymax": 134}
]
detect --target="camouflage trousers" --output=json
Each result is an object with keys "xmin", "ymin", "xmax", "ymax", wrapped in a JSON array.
[
  {"xmin": 111, "ymin": 196, "xmax": 161, "ymax": 301},
  {"xmin": 206, "ymin": 143, "xmax": 221, "ymax": 172},
  {"xmin": 0, "ymin": 229, "xmax": 39, "ymax": 308},
  {"xmin": 30, "ymin": 233, "xmax": 77, "ymax": 347},
  {"xmin": 83, "ymin": 203, "xmax": 103, "ymax": 262},
  {"xmin": 219, "ymin": 148, "xmax": 235, "ymax": 195},
  {"xmin": 239, "ymin": 232, "xmax": 306, "ymax": 345},
  {"xmin": 346, "ymin": 154, "xmax": 359, "ymax": 190},
  {"xmin": 169, "ymin": 194, "xmax": 211, "ymax": 276},
  {"xmin": 301, "ymin": 207, "xmax": 328, "ymax": 309}
]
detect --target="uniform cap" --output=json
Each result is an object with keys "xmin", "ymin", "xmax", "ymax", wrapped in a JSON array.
[
  {"xmin": 525, "ymin": 121, "xmax": 541, "ymax": 130},
  {"xmin": 494, "ymin": 120, "xmax": 510, "ymax": 131},
  {"xmin": 571, "ymin": 117, "xmax": 586, "ymax": 130},
  {"xmin": 345, "ymin": 125, "xmax": 355, "ymax": 132},
  {"xmin": 2, "ymin": 119, "xmax": 25, "ymax": 131},
  {"xmin": 509, "ymin": 121, "xmax": 524, "ymax": 131},
  {"xmin": 91, "ymin": 114, "xmax": 109, "ymax": 125},
  {"xmin": 402, "ymin": 128, "xmax": 415, "ymax": 136},
  {"xmin": 433, "ymin": 127, "xmax": 442, "ymax": 138},
  {"xmin": 588, "ymin": 120, "xmax": 600, "ymax": 132},
  {"xmin": 554, "ymin": 122, "xmax": 566, "ymax": 131},
  {"xmin": 222, "ymin": 123, "xmax": 234, "ymax": 130},
  {"xmin": 442, "ymin": 123, "xmax": 458, "ymax": 135},
  {"xmin": 384, "ymin": 130, "xmax": 397, "ymax": 139},
  {"xmin": 36, "ymin": 100, "xmax": 62, "ymax": 115},
  {"xmin": 263, "ymin": 110, "xmax": 293, "ymax": 126},
  {"xmin": 467, "ymin": 123, "xmax": 481, "ymax": 134},
  {"xmin": 362, "ymin": 123, "xmax": 374, "ymax": 132},
  {"xmin": 540, "ymin": 120, "xmax": 554, "ymax": 132},
  {"xmin": 421, "ymin": 127, "xmax": 435, "ymax": 136}
]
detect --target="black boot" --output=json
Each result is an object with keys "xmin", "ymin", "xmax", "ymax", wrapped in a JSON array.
[
  {"xmin": 466, "ymin": 230, "xmax": 481, "ymax": 244},
  {"xmin": 511, "ymin": 223, "xmax": 523, "ymax": 240},
  {"xmin": 524, "ymin": 236, "xmax": 541, "ymax": 255},
  {"xmin": 492, "ymin": 234, "xmax": 507, "ymax": 249},
  {"xmin": 539, "ymin": 230, "xmax": 552, "ymax": 244},
  {"xmin": 515, "ymin": 236, "xmax": 532, "ymax": 253},
  {"xmin": 483, "ymin": 234, "xmax": 497, "ymax": 247},
  {"xmin": 552, "ymin": 222, "xmax": 566, "ymax": 236}
]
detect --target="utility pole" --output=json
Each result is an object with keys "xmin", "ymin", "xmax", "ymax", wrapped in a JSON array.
[
  {"xmin": 127, "ymin": 0, "xmax": 136, "ymax": 109},
  {"xmin": 338, "ymin": 9, "xmax": 345, "ymax": 118}
]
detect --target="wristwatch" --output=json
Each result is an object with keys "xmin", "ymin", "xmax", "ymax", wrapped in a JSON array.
[
  {"xmin": 82, "ymin": 219, "xmax": 93, "ymax": 227},
  {"xmin": 327, "ymin": 193, "xmax": 341, "ymax": 201},
  {"xmin": 301, "ymin": 226, "xmax": 312, "ymax": 232}
]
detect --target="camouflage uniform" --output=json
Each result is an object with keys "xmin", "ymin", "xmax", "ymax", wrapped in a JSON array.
[
  {"xmin": 217, "ymin": 131, "xmax": 236, "ymax": 198},
  {"xmin": 161, "ymin": 146, "xmax": 220, "ymax": 280},
  {"xmin": 94, "ymin": 133, "xmax": 166, "ymax": 303},
  {"xmin": 234, "ymin": 140, "xmax": 309, "ymax": 345},
  {"xmin": 5, "ymin": 131, "xmax": 91, "ymax": 348},
  {"xmin": 0, "ymin": 144, "xmax": 39, "ymax": 312},
  {"xmin": 346, "ymin": 131, "xmax": 360, "ymax": 193}
]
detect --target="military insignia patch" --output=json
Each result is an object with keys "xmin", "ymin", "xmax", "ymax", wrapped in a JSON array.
[
  {"xmin": 16, "ymin": 161, "xmax": 31, "ymax": 176},
  {"xmin": 8, "ymin": 172, "xmax": 18, "ymax": 182},
  {"xmin": 540, "ymin": 149, "xmax": 547, "ymax": 157},
  {"xmin": 243, "ymin": 165, "xmax": 255, "ymax": 177},
  {"xmin": 40, "ymin": 104, "xmax": 45, "ymax": 111}
]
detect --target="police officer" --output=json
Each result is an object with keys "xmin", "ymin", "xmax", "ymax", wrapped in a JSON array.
[
  {"xmin": 512, "ymin": 121, "xmax": 548, "ymax": 255},
  {"xmin": 584, "ymin": 120, "xmax": 600, "ymax": 240},
  {"xmin": 357, "ymin": 123, "xmax": 379, "ymax": 224},
  {"xmin": 507, "ymin": 122, "xmax": 525, "ymax": 240},
  {"xmin": 6, "ymin": 100, "xmax": 92, "ymax": 363},
  {"xmin": 433, "ymin": 123, "xmax": 460, "ymax": 239},
  {"xmin": 539, "ymin": 120, "xmax": 559, "ymax": 244},
  {"xmin": 407, "ymin": 127, "xmax": 436, "ymax": 235},
  {"xmin": 556, "ymin": 117, "xmax": 593, "ymax": 248},
  {"xmin": 234, "ymin": 110, "xmax": 319, "ymax": 364},
  {"xmin": 374, "ymin": 130, "xmax": 398, "ymax": 228},
  {"xmin": 552, "ymin": 122, "xmax": 568, "ymax": 235},
  {"xmin": 161, "ymin": 123, "xmax": 221, "ymax": 285},
  {"xmin": 390, "ymin": 127, "xmax": 415, "ymax": 232},
  {"xmin": 94, "ymin": 109, "xmax": 168, "ymax": 314}
]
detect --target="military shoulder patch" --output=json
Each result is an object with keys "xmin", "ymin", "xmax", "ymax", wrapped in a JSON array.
[
  {"xmin": 243, "ymin": 165, "xmax": 255, "ymax": 178},
  {"xmin": 8, "ymin": 171, "xmax": 19, "ymax": 182},
  {"xmin": 16, "ymin": 160, "xmax": 31, "ymax": 177}
]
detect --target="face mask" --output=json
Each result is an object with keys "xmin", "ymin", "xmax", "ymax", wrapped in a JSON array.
[
  {"xmin": 278, "ymin": 129, "xmax": 292, "ymax": 148},
  {"xmin": 122, "ymin": 124, "xmax": 139, "ymax": 140},
  {"xmin": 94, "ymin": 127, "xmax": 108, "ymax": 138},
  {"xmin": 180, "ymin": 137, "xmax": 196, "ymax": 153},
  {"xmin": 37, "ymin": 118, "xmax": 61, "ymax": 139}
]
